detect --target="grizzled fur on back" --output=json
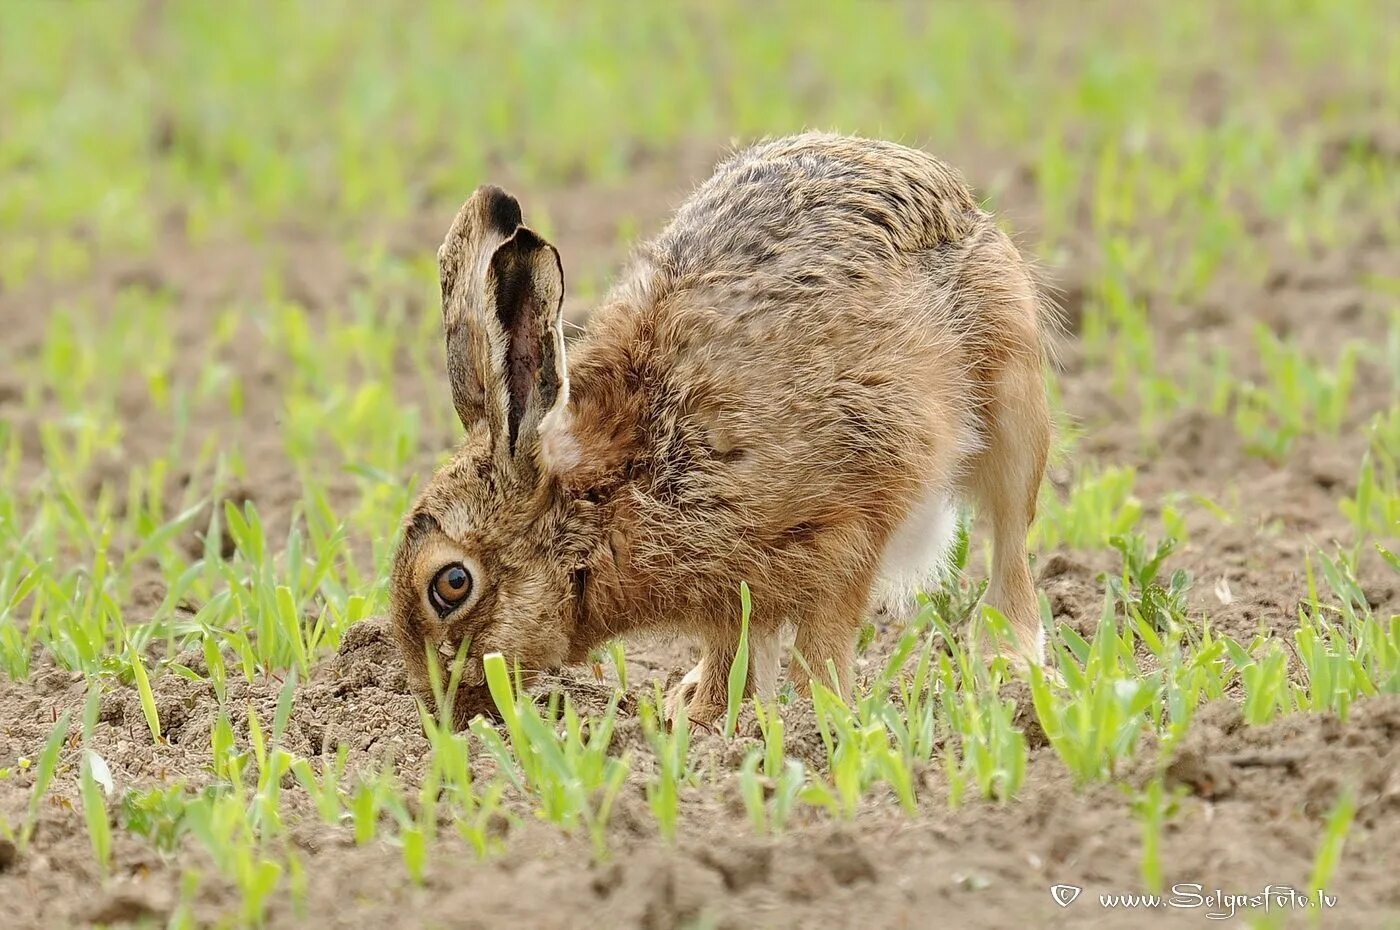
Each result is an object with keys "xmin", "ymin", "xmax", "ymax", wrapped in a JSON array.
[
  {"xmin": 650, "ymin": 136, "xmax": 981, "ymax": 295},
  {"xmin": 392, "ymin": 132, "xmax": 1053, "ymax": 727}
]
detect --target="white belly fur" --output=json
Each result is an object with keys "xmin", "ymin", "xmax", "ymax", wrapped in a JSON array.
[{"xmin": 872, "ymin": 483, "xmax": 960, "ymax": 618}]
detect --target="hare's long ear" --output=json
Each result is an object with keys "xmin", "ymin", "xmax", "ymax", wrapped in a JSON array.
[
  {"xmin": 485, "ymin": 226, "xmax": 566, "ymax": 460},
  {"xmin": 439, "ymin": 185, "xmax": 566, "ymax": 464}
]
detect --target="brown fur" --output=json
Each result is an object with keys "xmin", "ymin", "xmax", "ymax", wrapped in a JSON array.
[{"xmin": 390, "ymin": 134, "xmax": 1052, "ymax": 728}]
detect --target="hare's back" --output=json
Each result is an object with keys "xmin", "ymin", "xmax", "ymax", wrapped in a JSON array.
[{"xmin": 648, "ymin": 134, "xmax": 985, "ymax": 298}]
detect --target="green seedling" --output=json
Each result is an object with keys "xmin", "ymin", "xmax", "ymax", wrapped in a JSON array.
[
  {"xmin": 1307, "ymin": 787, "xmax": 1355, "ymax": 915},
  {"xmin": 738, "ymin": 750, "xmax": 768, "ymax": 833},
  {"xmin": 79, "ymin": 686, "xmax": 113, "ymax": 876},
  {"xmin": 1104, "ymin": 534, "xmax": 1193, "ymax": 637},
  {"xmin": 1033, "ymin": 465, "xmax": 1142, "ymax": 551},
  {"xmin": 22, "ymin": 710, "xmax": 72, "ymax": 850},
  {"xmin": 1029, "ymin": 604, "xmax": 1162, "ymax": 784},
  {"xmin": 1129, "ymin": 777, "xmax": 1184, "ymax": 893},
  {"xmin": 640, "ymin": 684, "xmax": 693, "ymax": 843},
  {"xmin": 725, "ymin": 582, "xmax": 753, "ymax": 739},
  {"xmin": 480, "ymin": 652, "xmax": 630, "ymax": 855}
]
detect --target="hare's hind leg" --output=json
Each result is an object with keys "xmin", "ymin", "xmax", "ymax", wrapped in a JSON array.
[{"xmin": 963, "ymin": 347, "xmax": 1050, "ymax": 664}]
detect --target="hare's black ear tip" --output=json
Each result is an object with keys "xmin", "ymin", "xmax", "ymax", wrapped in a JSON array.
[
  {"xmin": 507, "ymin": 225, "xmax": 554, "ymax": 254},
  {"xmin": 476, "ymin": 185, "xmax": 523, "ymax": 237}
]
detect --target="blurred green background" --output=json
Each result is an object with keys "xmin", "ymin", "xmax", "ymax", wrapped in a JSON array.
[{"xmin": 4, "ymin": 0, "xmax": 1396, "ymax": 284}]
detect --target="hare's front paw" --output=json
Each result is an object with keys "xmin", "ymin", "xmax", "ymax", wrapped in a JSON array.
[
  {"xmin": 664, "ymin": 661, "xmax": 702, "ymax": 725},
  {"xmin": 664, "ymin": 660, "xmax": 725, "ymax": 729}
]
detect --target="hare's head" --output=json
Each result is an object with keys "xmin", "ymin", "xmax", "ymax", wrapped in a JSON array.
[{"xmin": 391, "ymin": 186, "xmax": 583, "ymax": 727}]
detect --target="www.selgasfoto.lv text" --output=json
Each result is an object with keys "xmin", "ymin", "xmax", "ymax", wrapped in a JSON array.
[{"xmin": 1051, "ymin": 883, "xmax": 1338, "ymax": 919}]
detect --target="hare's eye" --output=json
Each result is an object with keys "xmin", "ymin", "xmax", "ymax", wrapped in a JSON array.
[{"xmin": 428, "ymin": 563, "xmax": 473, "ymax": 617}]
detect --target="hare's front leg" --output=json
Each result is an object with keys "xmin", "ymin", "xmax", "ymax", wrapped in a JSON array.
[
  {"xmin": 786, "ymin": 568, "xmax": 879, "ymax": 701},
  {"xmin": 665, "ymin": 630, "xmax": 781, "ymax": 727}
]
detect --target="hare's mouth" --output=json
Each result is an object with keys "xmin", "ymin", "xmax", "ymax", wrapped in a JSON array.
[{"xmin": 449, "ymin": 682, "xmax": 499, "ymax": 730}]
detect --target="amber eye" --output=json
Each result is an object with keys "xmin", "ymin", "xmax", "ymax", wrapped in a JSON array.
[{"xmin": 428, "ymin": 562, "xmax": 473, "ymax": 616}]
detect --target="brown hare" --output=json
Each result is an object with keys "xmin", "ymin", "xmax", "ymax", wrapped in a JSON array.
[{"xmin": 390, "ymin": 133, "xmax": 1052, "ymax": 728}]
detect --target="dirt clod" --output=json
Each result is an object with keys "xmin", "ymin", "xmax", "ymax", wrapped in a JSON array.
[
  {"xmin": 1165, "ymin": 745, "xmax": 1233, "ymax": 800},
  {"xmin": 813, "ymin": 830, "xmax": 877, "ymax": 887},
  {"xmin": 84, "ymin": 888, "xmax": 169, "ymax": 926}
]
